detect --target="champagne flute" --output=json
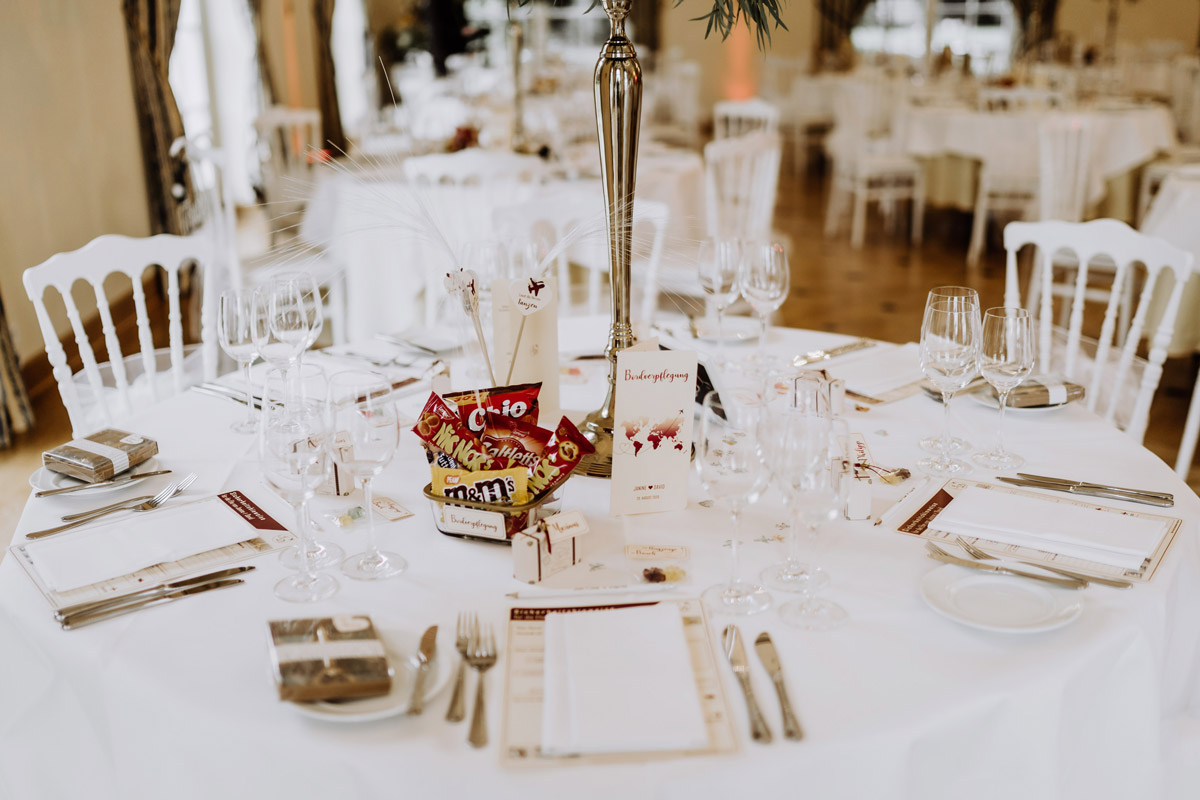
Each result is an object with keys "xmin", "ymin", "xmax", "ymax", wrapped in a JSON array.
[
  {"xmin": 260, "ymin": 367, "xmax": 338, "ymax": 603},
  {"xmin": 739, "ymin": 241, "xmax": 790, "ymax": 362},
  {"xmin": 697, "ymin": 390, "xmax": 772, "ymax": 616},
  {"xmin": 919, "ymin": 286, "xmax": 979, "ymax": 456},
  {"xmin": 329, "ymin": 370, "xmax": 406, "ymax": 581},
  {"xmin": 918, "ymin": 298, "xmax": 981, "ymax": 475},
  {"xmin": 216, "ymin": 290, "xmax": 258, "ymax": 433},
  {"xmin": 697, "ymin": 238, "xmax": 742, "ymax": 366},
  {"xmin": 972, "ymin": 307, "xmax": 1034, "ymax": 470}
]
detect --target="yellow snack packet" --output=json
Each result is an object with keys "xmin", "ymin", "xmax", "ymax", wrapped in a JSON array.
[{"xmin": 431, "ymin": 466, "xmax": 529, "ymax": 505}]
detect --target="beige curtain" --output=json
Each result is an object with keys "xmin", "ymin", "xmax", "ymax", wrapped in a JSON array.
[
  {"xmin": 246, "ymin": 0, "xmax": 278, "ymax": 106},
  {"xmin": 817, "ymin": 0, "xmax": 875, "ymax": 58},
  {"xmin": 122, "ymin": 0, "xmax": 194, "ymax": 235},
  {"xmin": 313, "ymin": 0, "xmax": 347, "ymax": 154},
  {"xmin": 0, "ymin": 293, "xmax": 33, "ymax": 448}
]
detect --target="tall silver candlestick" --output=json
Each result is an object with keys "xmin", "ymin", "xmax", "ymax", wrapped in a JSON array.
[{"xmin": 578, "ymin": 0, "xmax": 642, "ymax": 478}]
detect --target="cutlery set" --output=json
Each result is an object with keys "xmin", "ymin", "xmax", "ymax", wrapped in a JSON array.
[
  {"xmin": 924, "ymin": 539, "xmax": 1135, "ymax": 590},
  {"xmin": 443, "ymin": 612, "xmax": 497, "ymax": 747},
  {"xmin": 998, "ymin": 473, "xmax": 1173, "ymax": 507},
  {"xmin": 34, "ymin": 469, "xmax": 173, "ymax": 498},
  {"xmin": 28, "ymin": 473, "xmax": 199, "ymax": 540},
  {"xmin": 722, "ymin": 625, "xmax": 802, "ymax": 744},
  {"xmin": 56, "ymin": 567, "xmax": 255, "ymax": 630}
]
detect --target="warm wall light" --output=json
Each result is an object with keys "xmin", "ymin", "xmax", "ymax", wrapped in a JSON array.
[{"xmin": 723, "ymin": 24, "xmax": 755, "ymax": 100}]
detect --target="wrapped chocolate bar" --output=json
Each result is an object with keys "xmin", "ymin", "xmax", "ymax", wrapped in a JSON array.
[
  {"xmin": 480, "ymin": 411, "xmax": 551, "ymax": 471},
  {"xmin": 431, "ymin": 466, "xmax": 529, "ymax": 505},
  {"xmin": 42, "ymin": 429, "xmax": 158, "ymax": 483},
  {"xmin": 412, "ymin": 392, "xmax": 508, "ymax": 471},
  {"xmin": 1001, "ymin": 377, "xmax": 1085, "ymax": 408},
  {"xmin": 527, "ymin": 416, "xmax": 595, "ymax": 499},
  {"xmin": 267, "ymin": 615, "xmax": 391, "ymax": 702},
  {"xmin": 443, "ymin": 382, "xmax": 541, "ymax": 434}
]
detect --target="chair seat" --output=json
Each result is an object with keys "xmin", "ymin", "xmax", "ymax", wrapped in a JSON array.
[{"xmin": 69, "ymin": 345, "xmax": 208, "ymax": 433}]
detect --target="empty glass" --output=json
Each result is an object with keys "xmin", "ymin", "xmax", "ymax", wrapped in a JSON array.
[
  {"xmin": 267, "ymin": 272, "xmax": 324, "ymax": 365},
  {"xmin": 739, "ymin": 241, "xmax": 790, "ymax": 361},
  {"xmin": 697, "ymin": 238, "xmax": 742, "ymax": 365},
  {"xmin": 697, "ymin": 390, "xmax": 772, "ymax": 616},
  {"xmin": 215, "ymin": 289, "xmax": 258, "ymax": 434},
  {"xmin": 777, "ymin": 456, "xmax": 848, "ymax": 630},
  {"xmin": 918, "ymin": 287, "xmax": 979, "ymax": 456},
  {"xmin": 918, "ymin": 296, "xmax": 981, "ymax": 475},
  {"xmin": 973, "ymin": 307, "xmax": 1035, "ymax": 470}
]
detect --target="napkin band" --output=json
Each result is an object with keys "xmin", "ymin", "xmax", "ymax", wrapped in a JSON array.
[
  {"xmin": 274, "ymin": 640, "xmax": 386, "ymax": 662},
  {"xmin": 65, "ymin": 438, "xmax": 130, "ymax": 474}
]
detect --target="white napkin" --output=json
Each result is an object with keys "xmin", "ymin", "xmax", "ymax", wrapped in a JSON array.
[
  {"xmin": 23, "ymin": 494, "xmax": 277, "ymax": 591},
  {"xmin": 825, "ymin": 343, "xmax": 923, "ymax": 397},
  {"xmin": 932, "ymin": 486, "xmax": 1168, "ymax": 570},
  {"xmin": 540, "ymin": 605, "xmax": 708, "ymax": 756}
]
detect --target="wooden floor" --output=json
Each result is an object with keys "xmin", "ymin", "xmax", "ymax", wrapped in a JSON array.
[{"xmin": 1, "ymin": 162, "xmax": 1195, "ymax": 556}]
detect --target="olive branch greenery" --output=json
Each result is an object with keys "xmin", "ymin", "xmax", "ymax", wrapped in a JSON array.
[{"xmin": 509, "ymin": 0, "xmax": 788, "ymax": 50}]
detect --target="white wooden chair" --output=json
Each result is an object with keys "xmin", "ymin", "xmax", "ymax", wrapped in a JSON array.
[
  {"xmin": 713, "ymin": 98, "xmax": 779, "ymax": 140},
  {"xmin": 645, "ymin": 60, "xmax": 701, "ymax": 148},
  {"xmin": 703, "ymin": 132, "xmax": 782, "ymax": 242},
  {"xmin": 254, "ymin": 107, "xmax": 323, "ymax": 242},
  {"xmin": 401, "ymin": 150, "xmax": 548, "ymax": 186},
  {"xmin": 783, "ymin": 76, "xmax": 835, "ymax": 175},
  {"xmin": 967, "ymin": 142, "xmax": 1039, "ymax": 269},
  {"xmin": 23, "ymin": 234, "xmax": 219, "ymax": 436},
  {"xmin": 1003, "ymin": 219, "xmax": 1194, "ymax": 443}
]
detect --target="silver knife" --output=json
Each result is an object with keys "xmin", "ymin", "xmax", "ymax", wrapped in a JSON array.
[
  {"xmin": 753, "ymin": 633, "xmax": 803, "ymax": 741},
  {"xmin": 721, "ymin": 625, "xmax": 772, "ymax": 743},
  {"xmin": 792, "ymin": 338, "xmax": 876, "ymax": 368},
  {"xmin": 926, "ymin": 549, "xmax": 1089, "ymax": 589},
  {"xmin": 407, "ymin": 625, "xmax": 438, "ymax": 715},
  {"xmin": 998, "ymin": 477, "xmax": 1175, "ymax": 508},
  {"xmin": 191, "ymin": 384, "xmax": 262, "ymax": 408},
  {"xmin": 60, "ymin": 495, "xmax": 157, "ymax": 522},
  {"xmin": 60, "ymin": 579, "xmax": 245, "ymax": 630},
  {"xmin": 1015, "ymin": 473, "xmax": 1173, "ymax": 502},
  {"xmin": 54, "ymin": 566, "xmax": 257, "ymax": 620},
  {"xmin": 35, "ymin": 470, "xmax": 172, "ymax": 498}
]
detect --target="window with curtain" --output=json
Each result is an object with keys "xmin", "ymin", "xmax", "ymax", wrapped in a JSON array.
[{"xmin": 851, "ymin": 0, "xmax": 1017, "ymax": 74}]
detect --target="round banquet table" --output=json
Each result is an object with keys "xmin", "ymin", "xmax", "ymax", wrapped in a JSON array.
[{"xmin": 2, "ymin": 316, "xmax": 1199, "ymax": 800}]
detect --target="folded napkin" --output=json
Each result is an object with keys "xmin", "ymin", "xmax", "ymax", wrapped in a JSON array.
[
  {"xmin": 932, "ymin": 486, "xmax": 1168, "ymax": 570},
  {"xmin": 541, "ymin": 605, "xmax": 708, "ymax": 756},
  {"xmin": 24, "ymin": 493, "xmax": 279, "ymax": 591},
  {"xmin": 826, "ymin": 343, "xmax": 923, "ymax": 398}
]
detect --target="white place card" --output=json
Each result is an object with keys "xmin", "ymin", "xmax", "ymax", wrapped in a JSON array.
[
  {"xmin": 610, "ymin": 345, "xmax": 697, "ymax": 516},
  {"xmin": 439, "ymin": 505, "xmax": 506, "ymax": 541},
  {"xmin": 493, "ymin": 276, "xmax": 560, "ymax": 422}
]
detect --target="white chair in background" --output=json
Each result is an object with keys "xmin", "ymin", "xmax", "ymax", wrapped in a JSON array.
[
  {"xmin": 1003, "ymin": 218, "xmax": 1194, "ymax": 444},
  {"xmin": 966, "ymin": 144, "xmax": 1040, "ymax": 269},
  {"xmin": 703, "ymin": 132, "xmax": 782, "ymax": 243},
  {"xmin": 783, "ymin": 76, "xmax": 835, "ymax": 175},
  {"xmin": 977, "ymin": 87, "xmax": 1067, "ymax": 111},
  {"xmin": 645, "ymin": 60, "xmax": 701, "ymax": 148},
  {"xmin": 402, "ymin": 150, "xmax": 549, "ymax": 186},
  {"xmin": 23, "ymin": 234, "xmax": 219, "ymax": 436},
  {"xmin": 713, "ymin": 98, "xmax": 779, "ymax": 140},
  {"xmin": 761, "ymin": 55, "xmax": 808, "ymax": 103},
  {"xmin": 254, "ymin": 106, "xmax": 323, "ymax": 242}
]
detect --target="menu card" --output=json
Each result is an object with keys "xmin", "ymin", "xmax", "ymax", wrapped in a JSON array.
[{"xmin": 610, "ymin": 344, "xmax": 697, "ymax": 515}]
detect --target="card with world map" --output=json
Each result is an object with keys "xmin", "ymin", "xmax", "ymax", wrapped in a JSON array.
[{"xmin": 611, "ymin": 345, "xmax": 698, "ymax": 515}]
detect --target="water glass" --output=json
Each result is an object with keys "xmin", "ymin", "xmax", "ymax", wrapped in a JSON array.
[
  {"xmin": 973, "ymin": 307, "xmax": 1034, "ymax": 470},
  {"xmin": 738, "ymin": 241, "xmax": 790, "ymax": 360},
  {"xmin": 216, "ymin": 289, "xmax": 258, "ymax": 434},
  {"xmin": 918, "ymin": 297, "xmax": 981, "ymax": 475},
  {"xmin": 697, "ymin": 238, "xmax": 742, "ymax": 365},
  {"xmin": 918, "ymin": 286, "xmax": 979, "ymax": 456}
]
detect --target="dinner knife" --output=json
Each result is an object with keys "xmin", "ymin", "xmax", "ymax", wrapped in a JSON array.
[
  {"xmin": 753, "ymin": 633, "xmax": 803, "ymax": 741},
  {"xmin": 407, "ymin": 625, "xmax": 438, "ymax": 715},
  {"xmin": 35, "ymin": 470, "xmax": 172, "ymax": 498},
  {"xmin": 53, "ymin": 566, "xmax": 257, "ymax": 620},
  {"xmin": 926, "ymin": 549, "xmax": 1089, "ymax": 589},
  {"xmin": 721, "ymin": 625, "xmax": 772, "ymax": 743},
  {"xmin": 59, "ymin": 579, "xmax": 245, "ymax": 630},
  {"xmin": 791, "ymin": 338, "xmax": 876, "ymax": 368},
  {"xmin": 998, "ymin": 477, "xmax": 1175, "ymax": 508},
  {"xmin": 1015, "ymin": 473, "xmax": 1174, "ymax": 502}
]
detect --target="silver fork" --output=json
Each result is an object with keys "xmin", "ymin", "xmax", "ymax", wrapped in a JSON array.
[
  {"xmin": 28, "ymin": 474, "xmax": 198, "ymax": 540},
  {"xmin": 445, "ymin": 612, "xmax": 472, "ymax": 722},
  {"xmin": 955, "ymin": 536, "xmax": 1133, "ymax": 589},
  {"xmin": 466, "ymin": 619, "xmax": 497, "ymax": 748}
]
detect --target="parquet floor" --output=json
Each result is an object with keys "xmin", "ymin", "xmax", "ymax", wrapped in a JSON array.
[{"xmin": 0, "ymin": 161, "xmax": 1195, "ymax": 558}]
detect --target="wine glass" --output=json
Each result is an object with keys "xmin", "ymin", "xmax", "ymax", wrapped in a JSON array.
[
  {"xmin": 777, "ymin": 455, "xmax": 849, "ymax": 630},
  {"xmin": 918, "ymin": 286, "xmax": 979, "ymax": 456},
  {"xmin": 250, "ymin": 284, "xmax": 294, "ymax": 372},
  {"xmin": 267, "ymin": 272, "xmax": 324, "ymax": 365},
  {"xmin": 329, "ymin": 370, "xmax": 406, "ymax": 581},
  {"xmin": 697, "ymin": 390, "xmax": 772, "ymax": 616},
  {"xmin": 216, "ymin": 289, "xmax": 258, "ymax": 434},
  {"xmin": 973, "ymin": 307, "xmax": 1035, "ymax": 470},
  {"xmin": 259, "ymin": 367, "xmax": 338, "ymax": 603},
  {"xmin": 918, "ymin": 297, "xmax": 981, "ymax": 475},
  {"xmin": 739, "ymin": 241, "xmax": 790, "ymax": 361},
  {"xmin": 697, "ymin": 238, "xmax": 743, "ymax": 366}
]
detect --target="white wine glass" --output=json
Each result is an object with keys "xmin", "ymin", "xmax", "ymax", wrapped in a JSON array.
[
  {"xmin": 739, "ymin": 241, "xmax": 790, "ymax": 361},
  {"xmin": 777, "ymin": 456, "xmax": 849, "ymax": 630},
  {"xmin": 216, "ymin": 289, "xmax": 258, "ymax": 434},
  {"xmin": 259, "ymin": 367, "xmax": 338, "ymax": 603},
  {"xmin": 918, "ymin": 298, "xmax": 981, "ymax": 475},
  {"xmin": 268, "ymin": 272, "xmax": 324, "ymax": 367},
  {"xmin": 329, "ymin": 370, "xmax": 406, "ymax": 581},
  {"xmin": 973, "ymin": 307, "xmax": 1034, "ymax": 470},
  {"xmin": 919, "ymin": 286, "xmax": 979, "ymax": 456},
  {"xmin": 697, "ymin": 238, "xmax": 743, "ymax": 366},
  {"xmin": 697, "ymin": 390, "xmax": 772, "ymax": 616}
]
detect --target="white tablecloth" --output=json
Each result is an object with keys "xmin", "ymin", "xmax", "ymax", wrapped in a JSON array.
[{"xmin": 2, "ymin": 318, "xmax": 1199, "ymax": 800}]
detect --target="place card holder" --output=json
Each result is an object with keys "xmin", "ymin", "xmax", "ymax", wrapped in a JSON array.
[
  {"xmin": 42, "ymin": 429, "xmax": 158, "ymax": 483},
  {"xmin": 267, "ymin": 615, "xmax": 391, "ymax": 702},
  {"xmin": 513, "ymin": 510, "xmax": 589, "ymax": 583}
]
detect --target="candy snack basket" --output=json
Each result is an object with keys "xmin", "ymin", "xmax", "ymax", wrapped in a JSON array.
[{"xmin": 423, "ymin": 484, "xmax": 563, "ymax": 544}]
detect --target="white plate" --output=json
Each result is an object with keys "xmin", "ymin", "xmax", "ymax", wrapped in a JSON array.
[
  {"xmin": 290, "ymin": 625, "xmax": 454, "ymax": 722},
  {"xmin": 29, "ymin": 457, "xmax": 164, "ymax": 496},
  {"xmin": 689, "ymin": 316, "xmax": 761, "ymax": 344},
  {"xmin": 920, "ymin": 564, "xmax": 1083, "ymax": 633},
  {"xmin": 967, "ymin": 390, "xmax": 1070, "ymax": 413}
]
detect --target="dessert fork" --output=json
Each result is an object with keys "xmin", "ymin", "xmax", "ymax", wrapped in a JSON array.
[
  {"xmin": 955, "ymin": 536, "xmax": 1132, "ymax": 589},
  {"xmin": 466, "ymin": 619, "xmax": 497, "ymax": 748},
  {"xmin": 28, "ymin": 473, "xmax": 198, "ymax": 540}
]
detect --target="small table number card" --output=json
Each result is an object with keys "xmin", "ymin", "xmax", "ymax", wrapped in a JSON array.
[{"xmin": 611, "ymin": 343, "xmax": 698, "ymax": 515}]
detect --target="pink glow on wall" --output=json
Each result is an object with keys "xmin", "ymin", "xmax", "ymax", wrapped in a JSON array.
[{"xmin": 723, "ymin": 25, "xmax": 756, "ymax": 100}]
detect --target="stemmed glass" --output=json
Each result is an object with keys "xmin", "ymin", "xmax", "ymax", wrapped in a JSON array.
[
  {"xmin": 216, "ymin": 289, "xmax": 258, "ymax": 434},
  {"xmin": 250, "ymin": 284, "xmax": 294, "ymax": 371},
  {"xmin": 918, "ymin": 296, "xmax": 981, "ymax": 475},
  {"xmin": 329, "ymin": 370, "xmax": 406, "ymax": 581},
  {"xmin": 697, "ymin": 390, "xmax": 772, "ymax": 616},
  {"xmin": 973, "ymin": 307, "xmax": 1034, "ymax": 470},
  {"xmin": 777, "ymin": 454, "xmax": 848, "ymax": 630},
  {"xmin": 267, "ymin": 272, "xmax": 324, "ymax": 368},
  {"xmin": 697, "ymin": 238, "xmax": 742, "ymax": 366},
  {"xmin": 739, "ymin": 241, "xmax": 790, "ymax": 361},
  {"xmin": 919, "ymin": 286, "xmax": 979, "ymax": 456},
  {"xmin": 260, "ymin": 367, "xmax": 339, "ymax": 603}
]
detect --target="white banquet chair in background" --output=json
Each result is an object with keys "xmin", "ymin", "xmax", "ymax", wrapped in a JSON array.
[
  {"xmin": 703, "ymin": 132, "xmax": 782, "ymax": 243},
  {"xmin": 644, "ymin": 59, "xmax": 701, "ymax": 149},
  {"xmin": 23, "ymin": 233, "xmax": 218, "ymax": 437},
  {"xmin": 401, "ymin": 150, "xmax": 549, "ymax": 186},
  {"xmin": 977, "ymin": 87, "xmax": 1067, "ymax": 112},
  {"xmin": 712, "ymin": 97, "xmax": 779, "ymax": 140},
  {"xmin": 1003, "ymin": 218, "xmax": 1194, "ymax": 445},
  {"xmin": 253, "ymin": 106, "xmax": 323, "ymax": 244}
]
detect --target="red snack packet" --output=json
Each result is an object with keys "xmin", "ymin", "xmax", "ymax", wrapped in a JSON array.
[
  {"xmin": 481, "ymin": 411, "xmax": 552, "ymax": 472},
  {"xmin": 443, "ymin": 382, "xmax": 541, "ymax": 434},
  {"xmin": 528, "ymin": 416, "xmax": 595, "ymax": 498},
  {"xmin": 411, "ymin": 393, "xmax": 507, "ymax": 472}
]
